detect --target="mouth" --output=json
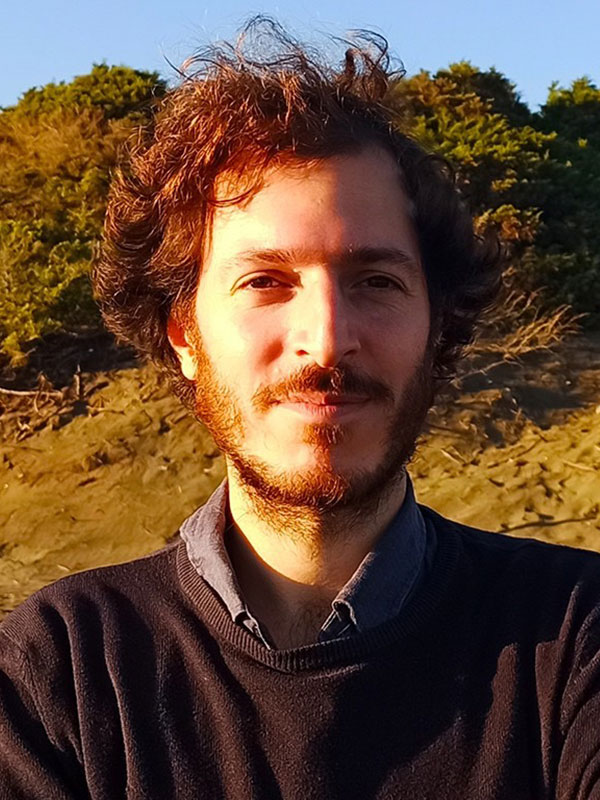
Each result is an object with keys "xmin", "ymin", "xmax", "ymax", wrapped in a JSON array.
[
  {"xmin": 283, "ymin": 393, "xmax": 369, "ymax": 405},
  {"xmin": 276, "ymin": 394, "xmax": 370, "ymax": 420}
]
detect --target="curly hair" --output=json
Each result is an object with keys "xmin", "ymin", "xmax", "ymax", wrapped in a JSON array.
[{"xmin": 93, "ymin": 16, "xmax": 504, "ymax": 411}]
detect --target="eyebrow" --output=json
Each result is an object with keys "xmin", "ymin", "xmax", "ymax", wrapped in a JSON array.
[{"xmin": 226, "ymin": 246, "xmax": 421, "ymax": 275}]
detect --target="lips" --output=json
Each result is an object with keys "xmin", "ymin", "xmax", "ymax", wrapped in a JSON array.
[
  {"xmin": 283, "ymin": 394, "xmax": 368, "ymax": 405},
  {"xmin": 276, "ymin": 394, "xmax": 370, "ymax": 421}
]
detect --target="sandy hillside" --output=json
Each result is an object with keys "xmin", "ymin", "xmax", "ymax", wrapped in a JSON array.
[{"xmin": 1, "ymin": 333, "xmax": 599, "ymax": 618}]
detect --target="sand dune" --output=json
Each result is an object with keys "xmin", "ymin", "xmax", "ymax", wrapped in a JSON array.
[{"xmin": 1, "ymin": 334, "xmax": 599, "ymax": 618}]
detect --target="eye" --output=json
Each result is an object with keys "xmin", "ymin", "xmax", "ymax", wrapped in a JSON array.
[
  {"xmin": 361, "ymin": 275, "xmax": 404, "ymax": 290},
  {"xmin": 240, "ymin": 274, "xmax": 287, "ymax": 290}
]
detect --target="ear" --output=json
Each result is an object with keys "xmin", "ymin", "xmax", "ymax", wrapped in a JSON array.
[{"xmin": 167, "ymin": 315, "xmax": 197, "ymax": 381}]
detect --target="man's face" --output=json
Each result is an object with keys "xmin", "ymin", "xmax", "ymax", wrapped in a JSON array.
[{"xmin": 175, "ymin": 147, "xmax": 432, "ymax": 510}]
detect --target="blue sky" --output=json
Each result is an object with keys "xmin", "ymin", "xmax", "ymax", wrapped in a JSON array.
[{"xmin": 2, "ymin": 0, "xmax": 598, "ymax": 111}]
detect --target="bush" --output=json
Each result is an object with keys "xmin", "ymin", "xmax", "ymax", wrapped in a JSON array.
[
  {"xmin": 2, "ymin": 60, "xmax": 600, "ymax": 367},
  {"xmin": 0, "ymin": 66, "xmax": 165, "ymax": 364}
]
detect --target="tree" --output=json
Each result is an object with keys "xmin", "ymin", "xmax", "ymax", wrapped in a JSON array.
[
  {"xmin": 388, "ymin": 62, "xmax": 554, "ymax": 244},
  {"xmin": 388, "ymin": 63, "xmax": 600, "ymax": 321},
  {"xmin": 526, "ymin": 77, "xmax": 600, "ymax": 316},
  {"xmin": 0, "ymin": 66, "xmax": 166, "ymax": 363},
  {"xmin": 6, "ymin": 63, "xmax": 165, "ymax": 120}
]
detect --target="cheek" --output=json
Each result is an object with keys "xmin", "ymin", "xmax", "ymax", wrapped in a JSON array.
[
  {"xmin": 374, "ymin": 304, "xmax": 430, "ymax": 360},
  {"xmin": 403, "ymin": 297, "xmax": 431, "ymax": 353},
  {"xmin": 226, "ymin": 310, "xmax": 283, "ymax": 365}
]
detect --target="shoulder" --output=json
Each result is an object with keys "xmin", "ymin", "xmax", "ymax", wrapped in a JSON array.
[
  {"xmin": 420, "ymin": 504, "xmax": 600, "ymax": 632},
  {"xmin": 0, "ymin": 539, "xmax": 184, "ymax": 656},
  {"xmin": 421, "ymin": 502, "xmax": 600, "ymax": 572}
]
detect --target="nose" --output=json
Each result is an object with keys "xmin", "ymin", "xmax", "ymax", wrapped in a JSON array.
[{"xmin": 288, "ymin": 275, "xmax": 361, "ymax": 368}]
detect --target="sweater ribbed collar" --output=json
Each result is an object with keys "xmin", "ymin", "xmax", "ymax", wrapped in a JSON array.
[
  {"xmin": 176, "ymin": 505, "xmax": 461, "ymax": 673},
  {"xmin": 179, "ymin": 475, "xmax": 430, "ymax": 640}
]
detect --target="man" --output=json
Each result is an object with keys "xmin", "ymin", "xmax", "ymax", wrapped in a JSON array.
[{"xmin": 2, "ymin": 18, "xmax": 600, "ymax": 800}]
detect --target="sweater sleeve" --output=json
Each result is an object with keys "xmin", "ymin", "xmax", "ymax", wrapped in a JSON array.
[
  {"xmin": 0, "ymin": 631, "xmax": 84, "ymax": 799},
  {"xmin": 555, "ymin": 605, "xmax": 600, "ymax": 800}
]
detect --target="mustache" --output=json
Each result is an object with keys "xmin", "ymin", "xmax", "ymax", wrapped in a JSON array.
[{"xmin": 253, "ymin": 363, "xmax": 394, "ymax": 410}]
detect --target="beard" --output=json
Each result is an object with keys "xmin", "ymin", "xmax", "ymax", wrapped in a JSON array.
[{"xmin": 187, "ymin": 323, "xmax": 434, "ymax": 520}]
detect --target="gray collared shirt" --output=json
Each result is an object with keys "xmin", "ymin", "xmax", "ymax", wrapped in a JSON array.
[{"xmin": 179, "ymin": 476, "xmax": 433, "ymax": 649}]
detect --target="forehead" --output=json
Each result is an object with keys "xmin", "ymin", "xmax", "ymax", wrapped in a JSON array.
[{"xmin": 204, "ymin": 148, "xmax": 420, "ymax": 269}]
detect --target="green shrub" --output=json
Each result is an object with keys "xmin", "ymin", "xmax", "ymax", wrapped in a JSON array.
[
  {"xmin": 2, "ymin": 61, "xmax": 600, "ymax": 366},
  {"xmin": 0, "ymin": 66, "xmax": 165, "ymax": 364}
]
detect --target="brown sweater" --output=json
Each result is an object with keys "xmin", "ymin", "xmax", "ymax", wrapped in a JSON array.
[{"xmin": 2, "ymin": 506, "xmax": 600, "ymax": 799}]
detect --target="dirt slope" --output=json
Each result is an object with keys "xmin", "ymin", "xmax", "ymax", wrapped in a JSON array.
[{"xmin": 1, "ymin": 334, "xmax": 599, "ymax": 618}]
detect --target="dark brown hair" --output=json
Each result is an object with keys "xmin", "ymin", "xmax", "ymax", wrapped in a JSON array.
[{"xmin": 93, "ymin": 16, "xmax": 504, "ymax": 410}]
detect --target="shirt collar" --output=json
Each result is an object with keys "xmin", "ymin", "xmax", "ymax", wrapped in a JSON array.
[
  {"xmin": 179, "ymin": 478, "xmax": 247, "ymax": 621},
  {"xmin": 330, "ymin": 477, "xmax": 427, "ymax": 633},
  {"xmin": 179, "ymin": 475, "xmax": 428, "ymax": 635}
]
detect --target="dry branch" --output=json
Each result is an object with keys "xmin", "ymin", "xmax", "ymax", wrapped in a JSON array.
[
  {"xmin": 0, "ymin": 386, "xmax": 62, "ymax": 398},
  {"xmin": 459, "ymin": 302, "xmax": 580, "ymax": 384}
]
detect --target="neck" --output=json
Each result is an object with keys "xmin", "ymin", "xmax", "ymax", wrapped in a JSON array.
[{"xmin": 224, "ymin": 466, "xmax": 407, "ymax": 647}]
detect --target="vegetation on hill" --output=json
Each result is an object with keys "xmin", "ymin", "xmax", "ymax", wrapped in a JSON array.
[
  {"xmin": 2, "ymin": 332, "xmax": 600, "ymax": 615},
  {"xmin": 0, "ymin": 66, "xmax": 166, "ymax": 364},
  {"xmin": 390, "ymin": 63, "xmax": 600, "ymax": 318},
  {"xmin": 0, "ymin": 60, "xmax": 599, "ymax": 365}
]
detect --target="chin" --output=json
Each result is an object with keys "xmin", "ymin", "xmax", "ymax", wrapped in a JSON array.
[{"xmin": 227, "ymin": 444, "xmax": 403, "ymax": 512}]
